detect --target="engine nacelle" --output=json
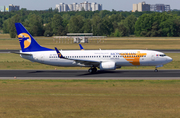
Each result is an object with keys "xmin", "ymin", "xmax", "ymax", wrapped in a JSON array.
[{"xmin": 99, "ymin": 62, "xmax": 116, "ymax": 70}]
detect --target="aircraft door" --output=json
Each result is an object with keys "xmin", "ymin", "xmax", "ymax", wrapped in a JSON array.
[{"xmin": 151, "ymin": 53, "xmax": 155, "ymax": 61}]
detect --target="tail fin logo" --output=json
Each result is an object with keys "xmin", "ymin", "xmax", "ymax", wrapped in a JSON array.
[
  {"xmin": 18, "ymin": 33, "xmax": 31, "ymax": 49},
  {"xmin": 57, "ymin": 53, "xmax": 62, "ymax": 58}
]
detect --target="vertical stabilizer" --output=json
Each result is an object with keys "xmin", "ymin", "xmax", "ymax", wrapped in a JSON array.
[{"xmin": 15, "ymin": 23, "xmax": 53, "ymax": 52}]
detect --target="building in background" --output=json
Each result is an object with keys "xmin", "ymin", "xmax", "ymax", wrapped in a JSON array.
[
  {"xmin": 0, "ymin": 6, "xmax": 4, "ymax": 12},
  {"xmin": 56, "ymin": 1, "xmax": 102, "ymax": 12},
  {"xmin": 0, "ymin": 4, "xmax": 20, "ymax": 12},
  {"xmin": 133, "ymin": 2, "xmax": 150, "ymax": 12},
  {"xmin": 133, "ymin": 1, "xmax": 170, "ymax": 12},
  {"xmin": 150, "ymin": 4, "xmax": 170, "ymax": 12}
]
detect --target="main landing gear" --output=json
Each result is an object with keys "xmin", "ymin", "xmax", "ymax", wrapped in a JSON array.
[{"xmin": 88, "ymin": 67, "xmax": 97, "ymax": 73}]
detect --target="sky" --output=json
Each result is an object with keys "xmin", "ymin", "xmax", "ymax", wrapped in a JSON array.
[{"xmin": 0, "ymin": 0, "xmax": 179, "ymax": 11}]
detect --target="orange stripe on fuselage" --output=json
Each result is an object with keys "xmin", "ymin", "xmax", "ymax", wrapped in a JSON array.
[{"xmin": 120, "ymin": 51, "xmax": 147, "ymax": 66}]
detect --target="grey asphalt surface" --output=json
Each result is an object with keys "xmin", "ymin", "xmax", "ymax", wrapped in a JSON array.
[
  {"xmin": 1, "ymin": 50, "xmax": 180, "ymax": 53},
  {"xmin": 0, "ymin": 70, "xmax": 179, "ymax": 78}
]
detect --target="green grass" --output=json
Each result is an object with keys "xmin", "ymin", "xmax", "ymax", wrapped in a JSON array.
[
  {"xmin": 0, "ymin": 80, "xmax": 180, "ymax": 118},
  {"xmin": 0, "ymin": 53, "xmax": 179, "ymax": 70},
  {"xmin": 1, "ymin": 36, "xmax": 180, "ymax": 50}
]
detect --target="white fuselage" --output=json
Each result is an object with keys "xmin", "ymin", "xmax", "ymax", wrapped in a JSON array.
[{"xmin": 20, "ymin": 50, "xmax": 172, "ymax": 70}]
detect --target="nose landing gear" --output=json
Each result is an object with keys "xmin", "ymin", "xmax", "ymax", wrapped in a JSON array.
[
  {"xmin": 154, "ymin": 65, "xmax": 163, "ymax": 72},
  {"xmin": 154, "ymin": 67, "xmax": 158, "ymax": 72}
]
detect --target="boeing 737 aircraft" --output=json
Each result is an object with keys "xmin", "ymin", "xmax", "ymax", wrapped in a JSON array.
[{"xmin": 15, "ymin": 23, "xmax": 172, "ymax": 73}]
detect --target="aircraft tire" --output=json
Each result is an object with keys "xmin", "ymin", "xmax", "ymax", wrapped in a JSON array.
[
  {"xmin": 154, "ymin": 69, "xmax": 158, "ymax": 72},
  {"xmin": 92, "ymin": 67, "xmax": 97, "ymax": 73},
  {"xmin": 88, "ymin": 67, "xmax": 97, "ymax": 73},
  {"xmin": 88, "ymin": 69, "xmax": 92, "ymax": 73}
]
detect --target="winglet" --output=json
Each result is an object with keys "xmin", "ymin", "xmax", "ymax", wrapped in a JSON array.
[
  {"xmin": 79, "ymin": 44, "xmax": 84, "ymax": 50},
  {"xmin": 55, "ymin": 47, "xmax": 65, "ymax": 58}
]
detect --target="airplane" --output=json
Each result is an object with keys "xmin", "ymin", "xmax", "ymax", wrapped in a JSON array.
[{"xmin": 15, "ymin": 23, "xmax": 173, "ymax": 73}]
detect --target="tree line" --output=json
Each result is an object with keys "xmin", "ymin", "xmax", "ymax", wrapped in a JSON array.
[
  {"xmin": 135, "ymin": 13, "xmax": 180, "ymax": 37},
  {"xmin": 1, "ymin": 9, "xmax": 180, "ymax": 38}
]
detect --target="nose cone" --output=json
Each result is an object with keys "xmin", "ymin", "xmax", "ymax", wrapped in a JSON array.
[{"xmin": 166, "ymin": 56, "xmax": 173, "ymax": 63}]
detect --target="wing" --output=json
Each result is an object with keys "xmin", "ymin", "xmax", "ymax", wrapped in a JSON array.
[{"xmin": 55, "ymin": 47, "xmax": 100, "ymax": 66}]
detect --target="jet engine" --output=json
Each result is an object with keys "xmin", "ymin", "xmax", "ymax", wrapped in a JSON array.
[{"xmin": 99, "ymin": 62, "xmax": 116, "ymax": 70}]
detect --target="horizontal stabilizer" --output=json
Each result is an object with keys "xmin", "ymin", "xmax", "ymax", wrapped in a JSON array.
[{"xmin": 10, "ymin": 52, "xmax": 32, "ymax": 56}]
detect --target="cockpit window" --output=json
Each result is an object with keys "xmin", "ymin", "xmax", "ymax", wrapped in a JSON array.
[
  {"xmin": 157, "ymin": 54, "xmax": 166, "ymax": 57},
  {"xmin": 160, "ymin": 54, "xmax": 166, "ymax": 57}
]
